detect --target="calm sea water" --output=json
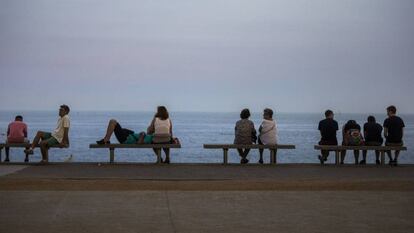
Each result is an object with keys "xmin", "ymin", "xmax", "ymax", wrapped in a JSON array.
[{"xmin": 0, "ymin": 111, "xmax": 412, "ymax": 164}]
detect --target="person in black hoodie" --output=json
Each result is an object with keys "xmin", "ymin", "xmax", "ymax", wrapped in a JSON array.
[{"xmin": 361, "ymin": 116, "xmax": 383, "ymax": 165}]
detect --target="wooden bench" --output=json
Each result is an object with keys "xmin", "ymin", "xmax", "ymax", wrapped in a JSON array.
[
  {"xmin": 89, "ymin": 144, "xmax": 181, "ymax": 163},
  {"xmin": 203, "ymin": 144, "xmax": 296, "ymax": 164},
  {"xmin": 314, "ymin": 145, "xmax": 407, "ymax": 165},
  {"xmin": 0, "ymin": 143, "xmax": 69, "ymax": 163}
]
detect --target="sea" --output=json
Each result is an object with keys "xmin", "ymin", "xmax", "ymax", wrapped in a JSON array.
[{"xmin": 0, "ymin": 111, "xmax": 412, "ymax": 164}]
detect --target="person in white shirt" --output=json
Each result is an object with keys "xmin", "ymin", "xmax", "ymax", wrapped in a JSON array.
[
  {"xmin": 25, "ymin": 105, "xmax": 70, "ymax": 163},
  {"xmin": 147, "ymin": 106, "xmax": 173, "ymax": 163},
  {"xmin": 258, "ymin": 108, "xmax": 278, "ymax": 164}
]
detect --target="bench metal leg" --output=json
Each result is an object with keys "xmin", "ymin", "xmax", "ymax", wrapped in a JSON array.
[
  {"xmin": 380, "ymin": 151, "xmax": 385, "ymax": 165},
  {"xmin": 273, "ymin": 149, "xmax": 278, "ymax": 164},
  {"xmin": 109, "ymin": 148, "xmax": 115, "ymax": 163},
  {"xmin": 270, "ymin": 149, "xmax": 277, "ymax": 164},
  {"xmin": 335, "ymin": 150, "xmax": 340, "ymax": 165},
  {"xmin": 223, "ymin": 148, "xmax": 228, "ymax": 165}
]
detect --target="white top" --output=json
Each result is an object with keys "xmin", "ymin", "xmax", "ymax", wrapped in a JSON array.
[
  {"xmin": 259, "ymin": 119, "xmax": 277, "ymax": 145},
  {"xmin": 154, "ymin": 117, "xmax": 171, "ymax": 135},
  {"xmin": 51, "ymin": 115, "xmax": 70, "ymax": 143}
]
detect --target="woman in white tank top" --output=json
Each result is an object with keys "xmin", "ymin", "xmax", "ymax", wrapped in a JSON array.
[{"xmin": 147, "ymin": 106, "xmax": 173, "ymax": 163}]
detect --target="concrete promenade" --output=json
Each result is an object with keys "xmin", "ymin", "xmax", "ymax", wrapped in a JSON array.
[{"xmin": 1, "ymin": 163, "xmax": 414, "ymax": 233}]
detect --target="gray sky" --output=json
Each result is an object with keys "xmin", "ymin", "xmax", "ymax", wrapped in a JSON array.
[{"xmin": 1, "ymin": 0, "xmax": 413, "ymax": 113}]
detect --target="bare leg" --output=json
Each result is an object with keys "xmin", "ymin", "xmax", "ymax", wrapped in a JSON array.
[
  {"xmin": 31, "ymin": 131, "xmax": 45, "ymax": 149},
  {"xmin": 103, "ymin": 119, "xmax": 118, "ymax": 142},
  {"xmin": 152, "ymin": 148, "xmax": 162, "ymax": 163},
  {"xmin": 163, "ymin": 148, "xmax": 170, "ymax": 163},
  {"xmin": 40, "ymin": 141, "xmax": 49, "ymax": 162}
]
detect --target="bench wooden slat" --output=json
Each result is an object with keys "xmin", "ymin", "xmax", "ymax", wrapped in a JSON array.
[
  {"xmin": 0, "ymin": 143, "xmax": 69, "ymax": 163},
  {"xmin": 203, "ymin": 144, "xmax": 296, "ymax": 149},
  {"xmin": 314, "ymin": 145, "xmax": 407, "ymax": 165},
  {"xmin": 0, "ymin": 143, "xmax": 67, "ymax": 148},
  {"xmin": 203, "ymin": 144, "xmax": 296, "ymax": 164},
  {"xmin": 89, "ymin": 144, "xmax": 181, "ymax": 149},
  {"xmin": 89, "ymin": 143, "xmax": 181, "ymax": 163},
  {"xmin": 314, "ymin": 145, "xmax": 407, "ymax": 151}
]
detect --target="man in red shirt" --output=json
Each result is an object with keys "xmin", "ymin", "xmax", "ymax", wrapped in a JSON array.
[{"xmin": 5, "ymin": 115, "xmax": 29, "ymax": 162}]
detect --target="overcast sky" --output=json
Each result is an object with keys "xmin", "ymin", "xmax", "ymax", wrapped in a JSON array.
[{"xmin": 0, "ymin": 0, "xmax": 413, "ymax": 113}]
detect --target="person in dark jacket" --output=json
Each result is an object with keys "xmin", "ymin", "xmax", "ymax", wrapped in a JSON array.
[
  {"xmin": 234, "ymin": 109, "xmax": 257, "ymax": 164},
  {"xmin": 361, "ymin": 116, "xmax": 383, "ymax": 165},
  {"xmin": 383, "ymin": 105, "xmax": 405, "ymax": 166},
  {"xmin": 317, "ymin": 110, "xmax": 339, "ymax": 164}
]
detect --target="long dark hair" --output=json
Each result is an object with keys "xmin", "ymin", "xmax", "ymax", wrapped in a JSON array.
[{"xmin": 155, "ymin": 106, "xmax": 169, "ymax": 120}]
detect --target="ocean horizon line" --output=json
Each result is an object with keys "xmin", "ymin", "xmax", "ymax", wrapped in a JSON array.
[{"xmin": 1, "ymin": 109, "xmax": 412, "ymax": 116}]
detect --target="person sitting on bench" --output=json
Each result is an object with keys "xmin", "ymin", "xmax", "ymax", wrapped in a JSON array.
[
  {"xmin": 147, "ymin": 106, "xmax": 174, "ymax": 163},
  {"xmin": 341, "ymin": 120, "xmax": 364, "ymax": 164},
  {"xmin": 4, "ymin": 115, "xmax": 29, "ymax": 162},
  {"xmin": 317, "ymin": 110, "xmax": 339, "ymax": 164},
  {"xmin": 258, "ymin": 108, "xmax": 277, "ymax": 164},
  {"xmin": 25, "ymin": 105, "xmax": 70, "ymax": 163},
  {"xmin": 361, "ymin": 116, "xmax": 383, "ymax": 165},
  {"xmin": 383, "ymin": 105, "xmax": 405, "ymax": 166},
  {"xmin": 234, "ymin": 108, "xmax": 257, "ymax": 164}
]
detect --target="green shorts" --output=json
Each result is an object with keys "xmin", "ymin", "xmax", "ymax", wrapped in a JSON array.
[{"xmin": 42, "ymin": 132, "xmax": 59, "ymax": 147}]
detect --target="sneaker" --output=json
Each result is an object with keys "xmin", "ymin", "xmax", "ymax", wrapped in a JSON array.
[
  {"xmin": 258, "ymin": 159, "xmax": 264, "ymax": 164},
  {"xmin": 393, "ymin": 160, "xmax": 398, "ymax": 166},
  {"xmin": 359, "ymin": 160, "xmax": 366, "ymax": 165},
  {"xmin": 318, "ymin": 155, "xmax": 325, "ymax": 165},
  {"xmin": 389, "ymin": 160, "xmax": 394, "ymax": 166},
  {"xmin": 4, "ymin": 158, "xmax": 10, "ymax": 162},
  {"xmin": 376, "ymin": 159, "xmax": 381, "ymax": 165},
  {"xmin": 96, "ymin": 139, "xmax": 110, "ymax": 145}
]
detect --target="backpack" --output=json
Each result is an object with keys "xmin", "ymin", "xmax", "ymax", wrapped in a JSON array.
[{"xmin": 347, "ymin": 129, "xmax": 364, "ymax": 146}]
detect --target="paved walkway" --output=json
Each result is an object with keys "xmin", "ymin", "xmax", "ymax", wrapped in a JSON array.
[{"xmin": 1, "ymin": 164, "xmax": 413, "ymax": 233}]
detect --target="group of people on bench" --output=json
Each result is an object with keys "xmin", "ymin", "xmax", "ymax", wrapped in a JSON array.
[
  {"xmin": 318, "ymin": 105, "xmax": 405, "ymax": 166},
  {"xmin": 233, "ymin": 108, "xmax": 277, "ymax": 164},
  {"xmin": 2, "ymin": 104, "xmax": 405, "ymax": 165},
  {"xmin": 95, "ymin": 106, "xmax": 175, "ymax": 163}
]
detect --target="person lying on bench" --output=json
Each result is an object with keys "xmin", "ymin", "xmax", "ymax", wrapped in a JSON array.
[
  {"xmin": 25, "ymin": 105, "xmax": 70, "ymax": 163},
  {"xmin": 96, "ymin": 119, "xmax": 147, "ymax": 145},
  {"xmin": 4, "ymin": 115, "xmax": 29, "ymax": 162}
]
